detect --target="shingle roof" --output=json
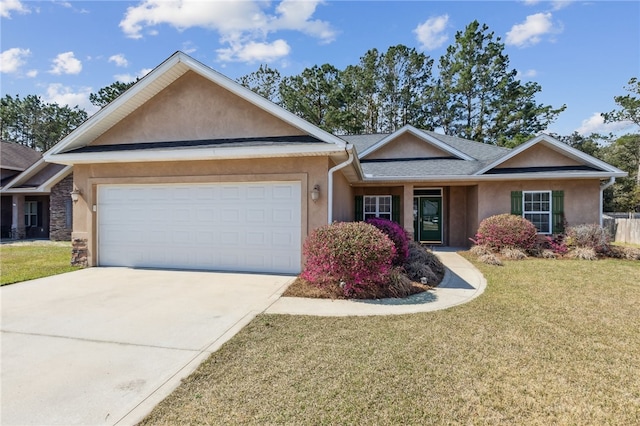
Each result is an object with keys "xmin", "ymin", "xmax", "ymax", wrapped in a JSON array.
[
  {"xmin": 1, "ymin": 141, "xmax": 42, "ymax": 171},
  {"xmin": 340, "ymin": 130, "xmax": 511, "ymax": 178}
]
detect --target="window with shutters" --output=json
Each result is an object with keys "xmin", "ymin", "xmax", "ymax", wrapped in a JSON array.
[
  {"xmin": 364, "ymin": 195, "xmax": 392, "ymax": 220},
  {"xmin": 523, "ymin": 191, "xmax": 551, "ymax": 233},
  {"xmin": 511, "ymin": 190, "xmax": 564, "ymax": 234}
]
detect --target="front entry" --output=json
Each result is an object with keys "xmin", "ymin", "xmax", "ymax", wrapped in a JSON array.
[{"xmin": 414, "ymin": 195, "xmax": 442, "ymax": 244}]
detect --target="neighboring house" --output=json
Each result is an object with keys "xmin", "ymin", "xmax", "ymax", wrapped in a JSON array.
[
  {"xmin": 43, "ymin": 52, "xmax": 626, "ymax": 273},
  {"xmin": 1, "ymin": 141, "xmax": 74, "ymax": 240}
]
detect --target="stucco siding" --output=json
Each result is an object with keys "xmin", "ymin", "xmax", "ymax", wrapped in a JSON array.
[
  {"xmin": 448, "ymin": 186, "xmax": 469, "ymax": 247},
  {"xmin": 331, "ymin": 163, "xmax": 354, "ymax": 223},
  {"xmin": 496, "ymin": 144, "xmax": 582, "ymax": 169},
  {"xmin": 476, "ymin": 180, "xmax": 601, "ymax": 229},
  {"xmin": 90, "ymin": 71, "xmax": 305, "ymax": 147},
  {"xmin": 365, "ymin": 133, "xmax": 450, "ymax": 160}
]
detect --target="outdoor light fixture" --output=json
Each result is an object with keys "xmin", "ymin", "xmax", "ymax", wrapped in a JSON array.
[
  {"xmin": 70, "ymin": 187, "xmax": 82, "ymax": 203},
  {"xmin": 311, "ymin": 185, "xmax": 320, "ymax": 202}
]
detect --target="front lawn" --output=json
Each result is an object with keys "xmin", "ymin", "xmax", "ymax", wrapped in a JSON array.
[
  {"xmin": 141, "ymin": 256, "xmax": 640, "ymax": 425},
  {"xmin": 0, "ymin": 242, "xmax": 79, "ymax": 285}
]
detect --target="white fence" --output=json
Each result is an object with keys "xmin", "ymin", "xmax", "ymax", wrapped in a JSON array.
[{"xmin": 603, "ymin": 213, "xmax": 640, "ymax": 245}]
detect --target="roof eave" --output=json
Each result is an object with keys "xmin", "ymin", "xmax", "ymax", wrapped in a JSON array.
[
  {"xmin": 46, "ymin": 144, "xmax": 350, "ymax": 165},
  {"xmin": 361, "ymin": 171, "xmax": 627, "ymax": 182}
]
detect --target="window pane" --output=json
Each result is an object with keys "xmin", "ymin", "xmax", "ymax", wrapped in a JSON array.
[
  {"xmin": 525, "ymin": 213, "xmax": 550, "ymax": 233},
  {"xmin": 364, "ymin": 196, "xmax": 376, "ymax": 213},
  {"xmin": 379, "ymin": 196, "xmax": 391, "ymax": 213}
]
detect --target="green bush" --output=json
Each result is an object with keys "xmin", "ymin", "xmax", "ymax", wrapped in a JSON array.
[
  {"xmin": 301, "ymin": 222, "xmax": 396, "ymax": 298},
  {"xmin": 472, "ymin": 214, "xmax": 538, "ymax": 252}
]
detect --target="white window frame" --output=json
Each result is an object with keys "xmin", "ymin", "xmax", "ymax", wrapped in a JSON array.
[
  {"xmin": 24, "ymin": 201, "xmax": 38, "ymax": 227},
  {"xmin": 523, "ymin": 190, "xmax": 552, "ymax": 234},
  {"xmin": 364, "ymin": 195, "xmax": 392, "ymax": 221}
]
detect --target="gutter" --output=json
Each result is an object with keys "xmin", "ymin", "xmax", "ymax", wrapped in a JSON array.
[
  {"xmin": 327, "ymin": 147, "xmax": 355, "ymax": 224},
  {"xmin": 599, "ymin": 176, "xmax": 616, "ymax": 227}
]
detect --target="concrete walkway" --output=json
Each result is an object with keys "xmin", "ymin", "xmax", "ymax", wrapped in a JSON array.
[{"xmin": 266, "ymin": 249, "xmax": 486, "ymax": 316}]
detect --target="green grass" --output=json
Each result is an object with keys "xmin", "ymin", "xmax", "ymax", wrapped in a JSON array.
[
  {"xmin": 1, "ymin": 242, "xmax": 80, "ymax": 285},
  {"xmin": 141, "ymin": 256, "xmax": 640, "ymax": 425}
]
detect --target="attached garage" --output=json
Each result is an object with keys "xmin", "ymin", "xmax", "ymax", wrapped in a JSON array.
[{"xmin": 97, "ymin": 182, "xmax": 302, "ymax": 274}]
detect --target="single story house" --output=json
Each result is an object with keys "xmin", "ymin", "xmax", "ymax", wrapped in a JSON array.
[
  {"xmin": 44, "ymin": 52, "xmax": 626, "ymax": 274},
  {"xmin": 1, "ymin": 141, "xmax": 73, "ymax": 240}
]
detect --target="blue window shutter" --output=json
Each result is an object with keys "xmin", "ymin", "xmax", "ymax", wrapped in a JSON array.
[
  {"xmin": 511, "ymin": 191, "xmax": 523, "ymax": 216},
  {"xmin": 392, "ymin": 195, "xmax": 400, "ymax": 224},
  {"xmin": 552, "ymin": 190, "xmax": 564, "ymax": 233},
  {"xmin": 355, "ymin": 195, "xmax": 363, "ymax": 221}
]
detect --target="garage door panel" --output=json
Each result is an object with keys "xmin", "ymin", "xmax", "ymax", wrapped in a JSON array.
[{"xmin": 98, "ymin": 182, "xmax": 301, "ymax": 273}]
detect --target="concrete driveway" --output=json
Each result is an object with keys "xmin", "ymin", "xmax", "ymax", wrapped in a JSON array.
[{"xmin": 1, "ymin": 267, "xmax": 293, "ymax": 425}]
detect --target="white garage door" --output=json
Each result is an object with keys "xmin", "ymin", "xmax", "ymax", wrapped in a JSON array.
[{"xmin": 98, "ymin": 182, "xmax": 301, "ymax": 273}]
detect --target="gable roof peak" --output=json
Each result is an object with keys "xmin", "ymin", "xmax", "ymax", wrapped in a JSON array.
[
  {"xmin": 45, "ymin": 51, "xmax": 346, "ymax": 159},
  {"xmin": 359, "ymin": 126, "xmax": 475, "ymax": 161}
]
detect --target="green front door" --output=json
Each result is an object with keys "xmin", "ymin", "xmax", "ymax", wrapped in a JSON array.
[{"xmin": 413, "ymin": 196, "xmax": 442, "ymax": 243}]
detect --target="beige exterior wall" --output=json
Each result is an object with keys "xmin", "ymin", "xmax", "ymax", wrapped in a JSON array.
[
  {"xmin": 72, "ymin": 156, "xmax": 330, "ymax": 267},
  {"xmin": 476, "ymin": 179, "xmax": 601, "ymax": 231},
  {"xmin": 496, "ymin": 144, "xmax": 582, "ymax": 169},
  {"xmin": 365, "ymin": 133, "xmax": 450, "ymax": 160},
  {"xmin": 91, "ymin": 71, "xmax": 305, "ymax": 146},
  {"xmin": 448, "ymin": 186, "xmax": 469, "ymax": 247},
  {"xmin": 331, "ymin": 163, "xmax": 354, "ymax": 223}
]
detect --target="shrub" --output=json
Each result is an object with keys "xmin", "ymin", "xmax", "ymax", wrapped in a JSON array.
[
  {"xmin": 404, "ymin": 261, "xmax": 438, "ymax": 284},
  {"xmin": 387, "ymin": 267, "xmax": 414, "ymax": 297},
  {"xmin": 608, "ymin": 245, "xmax": 640, "ymax": 260},
  {"xmin": 366, "ymin": 217, "xmax": 410, "ymax": 266},
  {"xmin": 500, "ymin": 247, "xmax": 528, "ymax": 260},
  {"xmin": 301, "ymin": 222, "xmax": 396, "ymax": 298},
  {"xmin": 565, "ymin": 224, "xmax": 611, "ymax": 255},
  {"xmin": 567, "ymin": 247, "xmax": 598, "ymax": 261},
  {"xmin": 478, "ymin": 253, "xmax": 503, "ymax": 266},
  {"xmin": 469, "ymin": 244, "xmax": 493, "ymax": 257},
  {"xmin": 472, "ymin": 214, "xmax": 538, "ymax": 252},
  {"xmin": 405, "ymin": 241, "xmax": 445, "ymax": 282},
  {"xmin": 545, "ymin": 234, "xmax": 568, "ymax": 255}
]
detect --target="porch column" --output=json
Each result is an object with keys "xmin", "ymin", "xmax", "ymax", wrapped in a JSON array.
[
  {"xmin": 11, "ymin": 194, "xmax": 25, "ymax": 239},
  {"xmin": 403, "ymin": 184, "xmax": 414, "ymax": 237}
]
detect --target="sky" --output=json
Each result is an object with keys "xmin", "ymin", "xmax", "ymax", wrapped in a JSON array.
[{"xmin": 1, "ymin": 0, "xmax": 639, "ymax": 137}]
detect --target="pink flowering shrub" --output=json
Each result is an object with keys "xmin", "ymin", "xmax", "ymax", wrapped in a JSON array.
[
  {"xmin": 301, "ymin": 222, "xmax": 396, "ymax": 298},
  {"xmin": 471, "ymin": 214, "xmax": 537, "ymax": 252},
  {"xmin": 366, "ymin": 217, "xmax": 409, "ymax": 266}
]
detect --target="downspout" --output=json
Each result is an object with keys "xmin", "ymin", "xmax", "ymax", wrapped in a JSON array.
[
  {"xmin": 599, "ymin": 176, "xmax": 615, "ymax": 227},
  {"xmin": 327, "ymin": 148, "xmax": 355, "ymax": 224}
]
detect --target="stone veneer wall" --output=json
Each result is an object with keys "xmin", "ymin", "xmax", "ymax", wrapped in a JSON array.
[
  {"xmin": 71, "ymin": 237, "xmax": 88, "ymax": 267},
  {"xmin": 50, "ymin": 173, "xmax": 73, "ymax": 241}
]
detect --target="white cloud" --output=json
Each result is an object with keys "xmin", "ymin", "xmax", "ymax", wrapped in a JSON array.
[
  {"xmin": 119, "ymin": 0, "xmax": 335, "ymax": 62},
  {"xmin": 517, "ymin": 69, "xmax": 538, "ymax": 78},
  {"xmin": 0, "ymin": 0, "xmax": 30, "ymax": 18},
  {"xmin": 108, "ymin": 54, "xmax": 129, "ymax": 67},
  {"xmin": 0, "ymin": 47, "xmax": 30, "ymax": 73},
  {"xmin": 26, "ymin": 69, "xmax": 37, "ymax": 77},
  {"xmin": 217, "ymin": 39, "xmax": 291, "ymax": 63},
  {"xmin": 114, "ymin": 67, "xmax": 152, "ymax": 83},
  {"xmin": 522, "ymin": 0, "xmax": 573, "ymax": 10},
  {"xmin": 506, "ymin": 12, "xmax": 557, "ymax": 47},
  {"xmin": 576, "ymin": 113, "xmax": 636, "ymax": 136},
  {"xmin": 43, "ymin": 83, "xmax": 96, "ymax": 113},
  {"xmin": 414, "ymin": 14, "xmax": 449, "ymax": 50},
  {"xmin": 49, "ymin": 51, "xmax": 82, "ymax": 75}
]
